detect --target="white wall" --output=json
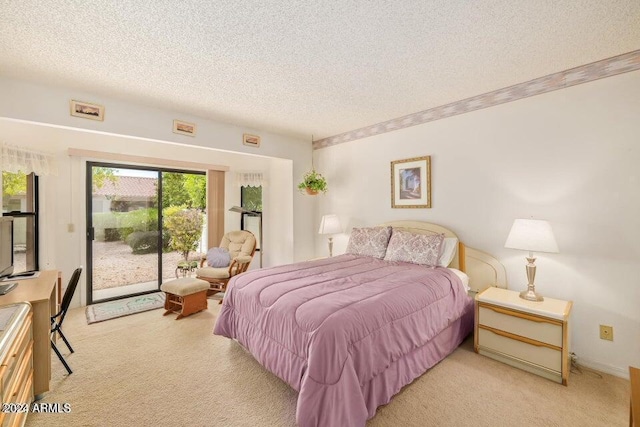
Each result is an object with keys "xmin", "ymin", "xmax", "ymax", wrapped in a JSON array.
[
  {"xmin": 0, "ymin": 76, "xmax": 318, "ymax": 306},
  {"xmin": 313, "ymin": 70, "xmax": 640, "ymax": 378}
]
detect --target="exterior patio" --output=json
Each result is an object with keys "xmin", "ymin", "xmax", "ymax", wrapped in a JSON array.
[{"xmin": 92, "ymin": 240, "xmax": 204, "ymax": 291}]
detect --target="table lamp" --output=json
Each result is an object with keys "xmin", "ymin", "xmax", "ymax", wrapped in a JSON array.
[
  {"xmin": 318, "ymin": 214, "xmax": 342, "ymax": 257},
  {"xmin": 504, "ymin": 218, "xmax": 559, "ymax": 301}
]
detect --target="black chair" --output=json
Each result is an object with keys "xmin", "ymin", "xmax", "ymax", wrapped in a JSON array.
[{"xmin": 51, "ymin": 267, "xmax": 82, "ymax": 375}]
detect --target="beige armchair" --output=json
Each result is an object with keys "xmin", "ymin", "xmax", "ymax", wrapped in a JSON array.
[{"xmin": 196, "ymin": 230, "xmax": 257, "ymax": 301}]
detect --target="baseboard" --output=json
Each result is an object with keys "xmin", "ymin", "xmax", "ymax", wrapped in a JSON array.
[{"xmin": 577, "ymin": 357, "xmax": 630, "ymax": 380}]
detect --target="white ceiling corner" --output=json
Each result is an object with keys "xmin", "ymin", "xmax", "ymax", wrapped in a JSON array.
[{"xmin": 0, "ymin": 1, "xmax": 639, "ymax": 141}]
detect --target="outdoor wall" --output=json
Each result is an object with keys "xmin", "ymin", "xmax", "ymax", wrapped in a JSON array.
[{"xmin": 312, "ymin": 70, "xmax": 640, "ymax": 378}]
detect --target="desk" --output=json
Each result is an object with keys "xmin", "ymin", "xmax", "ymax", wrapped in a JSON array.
[{"xmin": 0, "ymin": 270, "xmax": 57, "ymax": 398}]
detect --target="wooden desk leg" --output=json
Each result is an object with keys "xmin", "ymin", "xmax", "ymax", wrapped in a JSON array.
[
  {"xmin": 32, "ymin": 292, "xmax": 54, "ymax": 398},
  {"xmin": 631, "ymin": 366, "xmax": 639, "ymax": 427}
]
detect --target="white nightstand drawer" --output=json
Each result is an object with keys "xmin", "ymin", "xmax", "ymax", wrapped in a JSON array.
[
  {"xmin": 478, "ymin": 328, "xmax": 561, "ymax": 372},
  {"xmin": 478, "ymin": 305, "xmax": 562, "ymax": 347}
]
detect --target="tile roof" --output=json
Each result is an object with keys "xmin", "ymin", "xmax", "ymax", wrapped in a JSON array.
[{"xmin": 93, "ymin": 176, "xmax": 157, "ymax": 198}]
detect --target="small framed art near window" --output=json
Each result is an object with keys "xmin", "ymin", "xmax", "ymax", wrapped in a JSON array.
[
  {"xmin": 173, "ymin": 120, "xmax": 196, "ymax": 136},
  {"xmin": 391, "ymin": 155, "xmax": 431, "ymax": 208},
  {"xmin": 70, "ymin": 100, "xmax": 104, "ymax": 121},
  {"xmin": 243, "ymin": 133, "xmax": 260, "ymax": 147}
]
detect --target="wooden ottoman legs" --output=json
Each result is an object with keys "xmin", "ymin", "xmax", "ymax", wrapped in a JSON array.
[{"xmin": 163, "ymin": 290, "xmax": 208, "ymax": 320}]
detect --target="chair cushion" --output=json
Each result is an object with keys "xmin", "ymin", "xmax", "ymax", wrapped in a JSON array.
[
  {"xmin": 196, "ymin": 266, "xmax": 231, "ymax": 280},
  {"xmin": 207, "ymin": 247, "xmax": 231, "ymax": 268},
  {"xmin": 221, "ymin": 230, "xmax": 256, "ymax": 259},
  {"xmin": 161, "ymin": 277, "xmax": 210, "ymax": 296}
]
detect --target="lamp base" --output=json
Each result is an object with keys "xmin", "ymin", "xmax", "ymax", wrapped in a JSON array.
[
  {"xmin": 519, "ymin": 288, "xmax": 544, "ymax": 302},
  {"xmin": 519, "ymin": 255, "xmax": 543, "ymax": 301}
]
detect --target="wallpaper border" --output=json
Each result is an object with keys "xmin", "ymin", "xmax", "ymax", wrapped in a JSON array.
[{"xmin": 313, "ymin": 49, "xmax": 640, "ymax": 150}]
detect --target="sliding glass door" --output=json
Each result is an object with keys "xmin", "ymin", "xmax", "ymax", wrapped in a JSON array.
[{"xmin": 86, "ymin": 163, "xmax": 206, "ymax": 304}]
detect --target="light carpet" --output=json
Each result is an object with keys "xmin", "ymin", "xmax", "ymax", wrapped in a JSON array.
[
  {"xmin": 29, "ymin": 303, "xmax": 630, "ymax": 427},
  {"xmin": 85, "ymin": 292, "xmax": 165, "ymax": 324}
]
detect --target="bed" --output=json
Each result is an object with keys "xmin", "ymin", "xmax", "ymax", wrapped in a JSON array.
[{"xmin": 214, "ymin": 221, "xmax": 506, "ymax": 426}]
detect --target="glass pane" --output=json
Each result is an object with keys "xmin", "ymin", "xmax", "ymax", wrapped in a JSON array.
[
  {"xmin": 241, "ymin": 186, "xmax": 261, "ymax": 252},
  {"xmin": 241, "ymin": 186, "xmax": 262, "ymax": 211},
  {"xmin": 242, "ymin": 214, "xmax": 260, "ymax": 250},
  {"xmin": 91, "ymin": 167, "xmax": 159, "ymax": 300},
  {"xmin": 161, "ymin": 172, "xmax": 206, "ymax": 282},
  {"xmin": 11, "ymin": 216, "xmax": 36, "ymax": 273},
  {"xmin": 3, "ymin": 172, "xmax": 37, "ymax": 273},
  {"xmin": 2, "ymin": 171, "xmax": 35, "ymax": 213}
]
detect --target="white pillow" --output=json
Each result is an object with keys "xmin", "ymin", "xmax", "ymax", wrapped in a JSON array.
[
  {"xmin": 448, "ymin": 268, "xmax": 470, "ymax": 292},
  {"xmin": 438, "ymin": 237, "xmax": 458, "ymax": 267}
]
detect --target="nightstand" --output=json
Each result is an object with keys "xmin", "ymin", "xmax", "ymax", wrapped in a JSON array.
[{"xmin": 474, "ymin": 287, "xmax": 572, "ymax": 385}]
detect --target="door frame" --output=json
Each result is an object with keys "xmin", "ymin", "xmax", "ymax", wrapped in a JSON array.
[{"xmin": 85, "ymin": 161, "xmax": 205, "ymax": 305}]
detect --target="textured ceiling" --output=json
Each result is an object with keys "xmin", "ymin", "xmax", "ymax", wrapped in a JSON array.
[{"xmin": 1, "ymin": 1, "xmax": 639, "ymax": 141}]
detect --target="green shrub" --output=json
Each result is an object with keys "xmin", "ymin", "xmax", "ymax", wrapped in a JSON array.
[
  {"xmin": 125, "ymin": 231, "xmax": 159, "ymax": 254},
  {"xmin": 104, "ymin": 228, "xmax": 121, "ymax": 242},
  {"xmin": 164, "ymin": 208, "xmax": 204, "ymax": 261},
  {"xmin": 92, "ymin": 212, "xmax": 119, "ymax": 229},
  {"xmin": 119, "ymin": 208, "xmax": 159, "ymax": 241},
  {"xmin": 92, "ymin": 212, "xmax": 120, "ymax": 242}
]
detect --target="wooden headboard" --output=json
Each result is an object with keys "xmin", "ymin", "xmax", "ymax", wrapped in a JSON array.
[{"xmin": 379, "ymin": 220, "xmax": 507, "ymax": 293}]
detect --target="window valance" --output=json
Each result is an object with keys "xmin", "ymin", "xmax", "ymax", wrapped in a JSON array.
[
  {"xmin": 1, "ymin": 143, "xmax": 58, "ymax": 176},
  {"xmin": 235, "ymin": 172, "xmax": 267, "ymax": 187}
]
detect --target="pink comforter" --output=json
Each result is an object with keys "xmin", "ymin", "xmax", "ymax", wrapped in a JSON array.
[{"xmin": 214, "ymin": 254, "xmax": 473, "ymax": 427}]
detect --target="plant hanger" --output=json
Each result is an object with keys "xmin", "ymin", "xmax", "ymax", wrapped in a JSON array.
[{"xmin": 297, "ymin": 135, "xmax": 328, "ymax": 195}]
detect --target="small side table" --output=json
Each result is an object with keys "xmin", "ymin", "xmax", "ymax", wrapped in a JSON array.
[
  {"xmin": 175, "ymin": 261, "xmax": 198, "ymax": 278},
  {"xmin": 475, "ymin": 287, "xmax": 572, "ymax": 385}
]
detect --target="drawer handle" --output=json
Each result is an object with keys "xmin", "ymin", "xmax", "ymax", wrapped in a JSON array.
[{"xmin": 480, "ymin": 325, "xmax": 562, "ymax": 351}]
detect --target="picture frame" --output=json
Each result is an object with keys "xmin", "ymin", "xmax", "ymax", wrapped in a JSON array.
[
  {"xmin": 70, "ymin": 100, "xmax": 104, "ymax": 121},
  {"xmin": 391, "ymin": 155, "xmax": 431, "ymax": 208},
  {"xmin": 243, "ymin": 133, "xmax": 260, "ymax": 147},
  {"xmin": 173, "ymin": 120, "xmax": 196, "ymax": 136}
]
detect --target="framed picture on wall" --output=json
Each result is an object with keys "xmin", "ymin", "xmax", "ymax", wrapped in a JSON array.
[
  {"xmin": 391, "ymin": 155, "xmax": 431, "ymax": 208},
  {"xmin": 173, "ymin": 120, "xmax": 196, "ymax": 136},
  {"xmin": 70, "ymin": 100, "xmax": 104, "ymax": 121},
  {"xmin": 243, "ymin": 133, "xmax": 261, "ymax": 147}
]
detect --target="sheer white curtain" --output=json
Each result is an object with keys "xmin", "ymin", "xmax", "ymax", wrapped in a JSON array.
[
  {"xmin": 235, "ymin": 171, "xmax": 267, "ymax": 187},
  {"xmin": 1, "ymin": 143, "xmax": 58, "ymax": 176}
]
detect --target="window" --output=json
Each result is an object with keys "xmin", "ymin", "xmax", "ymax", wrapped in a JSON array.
[
  {"xmin": 240, "ymin": 186, "xmax": 261, "ymax": 251},
  {"xmin": 2, "ymin": 171, "xmax": 39, "ymax": 273}
]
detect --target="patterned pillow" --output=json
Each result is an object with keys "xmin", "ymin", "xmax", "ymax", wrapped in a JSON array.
[
  {"xmin": 346, "ymin": 226, "xmax": 392, "ymax": 259},
  {"xmin": 383, "ymin": 230, "xmax": 445, "ymax": 267},
  {"xmin": 207, "ymin": 247, "xmax": 231, "ymax": 268}
]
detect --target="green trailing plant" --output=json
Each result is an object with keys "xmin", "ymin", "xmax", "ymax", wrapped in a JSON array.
[{"xmin": 297, "ymin": 170, "xmax": 328, "ymax": 195}]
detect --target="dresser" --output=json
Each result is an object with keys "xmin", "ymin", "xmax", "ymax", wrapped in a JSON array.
[
  {"xmin": 0, "ymin": 271, "xmax": 58, "ymax": 398},
  {"xmin": 474, "ymin": 287, "xmax": 572, "ymax": 385},
  {"xmin": 0, "ymin": 303, "xmax": 33, "ymax": 427}
]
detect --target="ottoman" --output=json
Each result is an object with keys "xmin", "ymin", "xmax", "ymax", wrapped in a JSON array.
[{"xmin": 160, "ymin": 277, "xmax": 209, "ymax": 319}]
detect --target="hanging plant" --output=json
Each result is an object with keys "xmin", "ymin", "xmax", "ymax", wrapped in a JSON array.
[{"xmin": 297, "ymin": 170, "xmax": 328, "ymax": 195}]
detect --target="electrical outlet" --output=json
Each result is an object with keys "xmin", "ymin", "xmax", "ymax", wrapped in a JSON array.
[{"xmin": 599, "ymin": 325, "xmax": 613, "ymax": 341}]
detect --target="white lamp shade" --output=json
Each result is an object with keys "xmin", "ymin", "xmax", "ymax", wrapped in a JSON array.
[
  {"xmin": 318, "ymin": 214, "xmax": 342, "ymax": 235},
  {"xmin": 504, "ymin": 219, "xmax": 559, "ymax": 253}
]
